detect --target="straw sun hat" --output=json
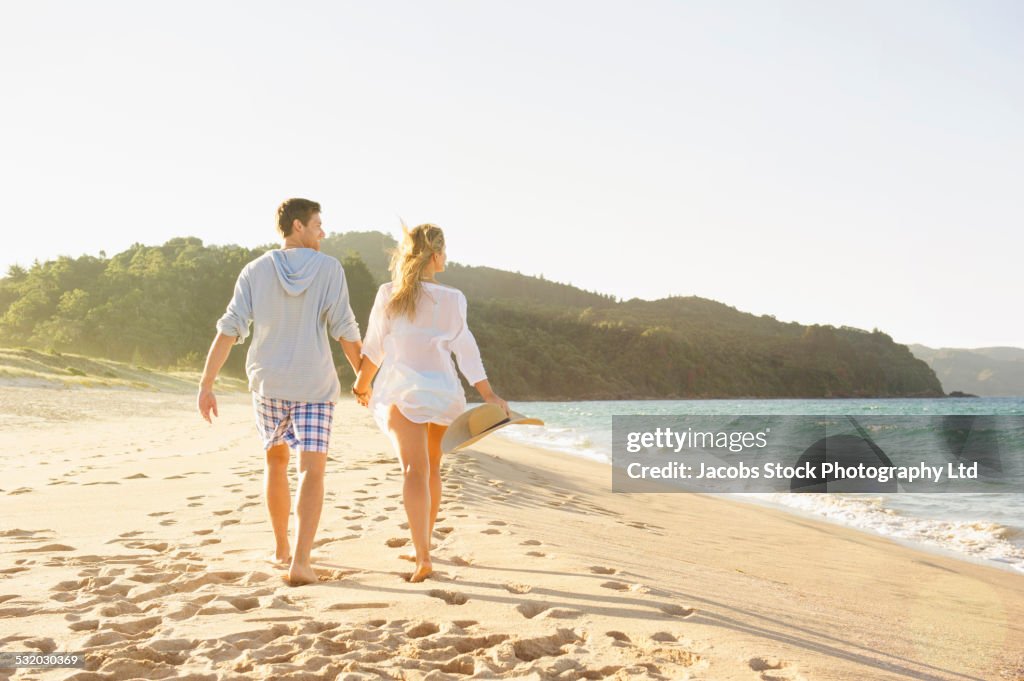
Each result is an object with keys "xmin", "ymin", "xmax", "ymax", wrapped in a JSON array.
[{"xmin": 441, "ymin": 403, "xmax": 544, "ymax": 453}]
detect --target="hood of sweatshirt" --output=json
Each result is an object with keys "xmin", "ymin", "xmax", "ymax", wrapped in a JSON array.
[{"xmin": 270, "ymin": 249, "xmax": 325, "ymax": 296}]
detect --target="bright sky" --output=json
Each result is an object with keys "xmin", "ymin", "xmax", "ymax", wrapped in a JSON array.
[{"xmin": 2, "ymin": 1, "xmax": 1021, "ymax": 348}]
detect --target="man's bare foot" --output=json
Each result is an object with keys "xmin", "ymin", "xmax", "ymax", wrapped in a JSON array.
[
  {"xmin": 284, "ymin": 561, "xmax": 317, "ymax": 586},
  {"xmin": 409, "ymin": 559, "xmax": 433, "ymax": 583}
]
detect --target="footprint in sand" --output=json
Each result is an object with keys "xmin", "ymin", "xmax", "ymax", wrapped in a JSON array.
[
  {"xmin": 504, "ymin": 583, "xmax": 532, "ymax": 594},
  {"xmin": 525, "ymin": 551, "xmax": 547, "ymax": 557},
  {"xmin": 589, "ymin": 566, "xmax": 617, "ymax": 575},
  {"xmin": 386, "ymin": 537, "xmax": 410, "ymax": 548},
  {"xmin": 193, "ymin": 529, "xmax": 213, "ymax": 536},
  {"xmin": 212, "ymin": 510, "xmax": 232, "ymax": 516},
  {"xmin": 480, "ymin": 529, "xmax": 503, "ymax": 535},
  {"xmin": 101, "ymin": 615, "xmax": 163, "ymax": 635},
  {"xmin": 515, "ymin": 601, "xmax": 582, "ymax": 620},
  {"xmin": 405, "ymin": 621, "xmax": 440, "ymax": 638},
  {"xmin": 520, "ymin": 539, "xmax": 541, "ymax": 546},
  {"xmin": 487, "ymin": 520, "xmax": 507, "ymax": 526},
  {"xmin": 659, "ymin": 603, "xmax": 697, "ymax": 618},
  {"xmin": 311, "ymin": 537, "xmax": 343, "ymax": 549},
  {"xmin": 427, "ymin": 589, "xmax": 468, "ymax": 605},
  {"xmin": 328, "ymin": 601, "xmax": 391, "ymax": 611},
  {"xmin": 601, "ymin": 581, "xmax": 630, "ymax": 591},
  {"xmin": 125, "ymin": 541, "xmax": 168, "ymax": 552},
  {"xmin": 123, "ymin": 473, "xmax": 148, "ymax": 480},
  {"xmin": 318, "ymin": 569, "xmax": 360, "ymax": 582},
  {"xmin": 749, "ymin": 657, "xmax": 804, "ymax": 681},
  {"xmin": 0, "ymin": 528, "xmax": 47, "ymax": 540},
  {"xmin": 17, "ymin": 543, "xmax": 75, "ymax": 553},
  {"xmin": 147, "ymin": 511, "xmax": 171, "ymax": 517}
]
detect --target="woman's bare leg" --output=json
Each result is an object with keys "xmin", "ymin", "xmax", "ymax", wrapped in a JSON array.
[
  {"xmin": 387, "ymin": 405, "xmax": 432, "ymax": 582},
  {"xmin": 427, "ymin": 423, "xmax": 448, "ymax": 537}
]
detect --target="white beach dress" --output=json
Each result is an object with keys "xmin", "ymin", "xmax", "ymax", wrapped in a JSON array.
[{"xmin": 362, "ymin": 282, "xmax": 487, "ymax": 431}]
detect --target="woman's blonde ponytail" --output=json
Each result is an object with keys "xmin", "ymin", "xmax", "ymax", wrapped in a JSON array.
[{"xmin": 387, "ymin": 223, "xmax": 445, "ymax": 319}]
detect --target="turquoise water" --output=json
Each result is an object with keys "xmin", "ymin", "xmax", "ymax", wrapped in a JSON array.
[{"xmin": 496, "ymin": 398, "xmax": 1024, "ymax": 573}]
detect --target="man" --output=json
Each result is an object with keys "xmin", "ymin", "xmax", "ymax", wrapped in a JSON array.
[{"xmin": 197, "ymin": 198, "xmax": 362, "ymax": 586}]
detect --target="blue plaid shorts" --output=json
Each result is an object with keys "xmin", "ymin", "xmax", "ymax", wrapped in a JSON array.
[{"xmin": 252, "ymin": 394, "xmax": 334, "ymax": 454}]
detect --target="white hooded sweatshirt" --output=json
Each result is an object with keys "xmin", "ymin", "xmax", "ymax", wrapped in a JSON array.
[{"xmin": 216, "ymin": 248, "xmax": 360, "ymax": 402}]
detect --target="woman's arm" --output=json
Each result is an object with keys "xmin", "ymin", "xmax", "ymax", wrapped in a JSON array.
[
  {"xmin": 353, "ymin": 358, "xmax": 379, "ymax": 406},
  {"xmin": 352, "ymin": 285, "xmax": 389, "ymax": 406},
  {"xmin": 473, "ymin": 379, "xmax": 509, "ymax": 416}
]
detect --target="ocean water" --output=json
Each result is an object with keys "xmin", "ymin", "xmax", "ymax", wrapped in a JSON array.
[{"xmin": 495, "ymin": 398, "xmax": 1024, "ymax": 574}]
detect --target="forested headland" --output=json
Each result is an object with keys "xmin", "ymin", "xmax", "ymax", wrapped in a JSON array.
[{"xmin": 0, "ymin": 232, "xmax": 943, "ymax": 399}]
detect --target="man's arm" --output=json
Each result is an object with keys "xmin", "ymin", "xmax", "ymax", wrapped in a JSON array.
[
  {"xmin": 338, "ymin": 338, "xmax": 363, "ymax": 375},
  {"xmin": 197, "ymin": 333, "xmax": 238, "ymax": 423}
]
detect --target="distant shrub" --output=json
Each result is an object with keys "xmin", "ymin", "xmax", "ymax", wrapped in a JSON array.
[{"xmin": 66, "ymin": 367, "xmax": 86, "ymax": 376}]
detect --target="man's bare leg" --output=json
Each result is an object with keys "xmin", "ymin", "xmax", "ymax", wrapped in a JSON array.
[
  {"xmin": 265, "ymin": 444, "xmax": 291, "ymax": 564},
  {"xmin": 287, "ymin": 450, "xmax": 327, "ymax": 586}
]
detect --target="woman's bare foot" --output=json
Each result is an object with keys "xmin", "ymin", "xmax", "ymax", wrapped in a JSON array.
[
  {"xmin": 284, "ymin": 561, "xmax": 318, "ymax": 586},
  {"xmin": 409, "ymin": 559, "xmax": 433, "ymax": 583},
  {"xmin": 267, "ymin": 549, "xmax": 291, "ymax": 565}
]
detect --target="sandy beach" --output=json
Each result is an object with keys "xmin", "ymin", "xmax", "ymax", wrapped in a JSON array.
[{"xmin": 1, "ymin": 384, "xmax": 1022, "ymax": 681}]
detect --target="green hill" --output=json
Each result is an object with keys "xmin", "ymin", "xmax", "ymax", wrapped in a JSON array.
[
  {"xmin": 0, "ymin": 232, "xmax": 943, "ymax": 399},
  {"xmin": 909, "ymin": 344, "xmax": 1024, "ymax": 397}
]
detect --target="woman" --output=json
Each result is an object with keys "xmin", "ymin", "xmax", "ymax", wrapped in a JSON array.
[{"xmin": 353, "ymin": 223, "xmax": 508, "ymax": 582}]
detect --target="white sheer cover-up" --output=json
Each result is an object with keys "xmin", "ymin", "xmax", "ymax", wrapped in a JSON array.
[{"xmin": 361, "ymin": 282, "xmax": 487, "ymax": 431}]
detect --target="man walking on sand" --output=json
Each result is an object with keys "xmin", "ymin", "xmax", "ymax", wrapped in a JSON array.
[{"xmin": 197, "ymin": 198, "xmax": 362, "ymax": 586}]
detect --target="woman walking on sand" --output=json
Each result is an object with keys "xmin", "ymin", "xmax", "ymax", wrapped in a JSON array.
[{"xmin": 352, "ymin": 223, "xmax": 509, "ymax": 582}]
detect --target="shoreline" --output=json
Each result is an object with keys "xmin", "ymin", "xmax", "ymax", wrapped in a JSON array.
[
  {"xmin": 498, "ymin": 426, "xmax": 1024, "ymax": 578},
  {"xmin": 1, "ymin": 386, "xmax": 1022, "ymax": 679}
]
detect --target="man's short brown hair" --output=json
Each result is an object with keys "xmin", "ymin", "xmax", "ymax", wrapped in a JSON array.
[{"xmin": 277, "ymin": 198, "xmax": 321, "ymax": 237}]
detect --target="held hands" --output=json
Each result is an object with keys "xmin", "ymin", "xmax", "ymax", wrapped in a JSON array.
[
  {"xmin": 197, "ymin": 386, "xmax": 219, "ymax": 423},
  {"xmin": 351, "ymin": 379, "xmax": 371, "ymax": 408}
]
